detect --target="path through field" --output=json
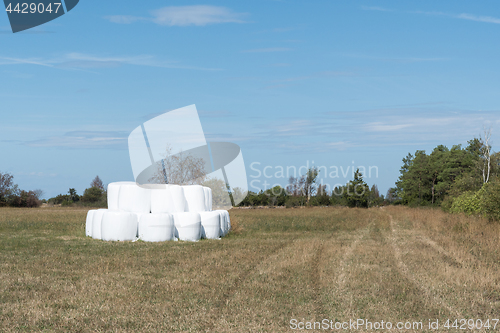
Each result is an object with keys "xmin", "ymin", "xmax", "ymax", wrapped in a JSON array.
[
  {"xmin": 1, "ymin": 207, "xmax": 500, "ymax": 332},
  {"xmin": 205, "ymin": 207, "xmax": 500, "ymax": 332}
]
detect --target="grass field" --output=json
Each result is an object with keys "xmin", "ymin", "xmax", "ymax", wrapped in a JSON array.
[{"xmin": 1, "ymin": 206, "xmax": 500, "ymax": 332}]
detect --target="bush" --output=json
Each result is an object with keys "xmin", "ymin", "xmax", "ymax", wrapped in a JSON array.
[
  {"xmin": 61, "ymin": 200, "xmax": 74, "ymax": 206},
  {"xmin": 285, "ymin": 196, "xmax": 304, "ymax": 208},
  {"xmin": 81, "ymin": 187, "xmax": 105, "ymax": 203},
  {"xmin": 330, "ymin": 192, "xmax": 345, "ymax": 206},
  {"xmin": 9, "ymin": 190, "xmax": 41, "ymax": 208},
  {"xmin": 440, "ymin": 196, "xmax": 454, "ymax": 212},
  {"xmin": 48, "ymin": 194, "xmax": 71, "ymax": 205},
  {"xmin": 480, "ymin": 181, "xmax": 500, "ymax": 221},
  {"xmin": 449, "ymin": 181, "xmax": 500, "ymax": 221},
  {"xmin": 311, "ymin": 194, "xmax": 330, "ymax": 206},
  {"xmin": 450, "ymin": 191, "xmax": 481, "ymax": 215}
]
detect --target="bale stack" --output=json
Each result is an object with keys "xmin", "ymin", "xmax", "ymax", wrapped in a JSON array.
[{"xmin": 86, "ymin": 182, "xmax": 230, "ymax": 242}]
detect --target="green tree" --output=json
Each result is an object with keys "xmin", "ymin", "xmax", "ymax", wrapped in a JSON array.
[
  {"xmin": 81, "ymin": 187, "xmax": 104, "ymax": 203},
  {"xmin": 68, "ymin": 188, "xmax": 80, "ymax": 202},
  {"xmin": 444, "ymin": 140, "xmax": 486, "ymax": 201},
  {"xmin": 0, "ymin": 172, "xmax": 17, "ymax": 206},
  {"xmin": 312, "ymin": 184, "xmax": 330, "ymax": 206},
  {"xmin": 368, "ymin": 184, "xmax": 383, "ymax": 207},
  {"xmin": 344, "ymin": 169, "xmax": 369, "ymax": 208},
  {"xmin": 330, "ymin": 186, "xmax": 346, "ymax": 206},
  {"xmin": 480, "ymin": 180, "xmax": 500, "ymax": 221},
  {"xmin": 428, "ymin": 145, "xmax": 448, "ymax": 204},
  {"xmin": 305, "ymin": 167, "xmax": 319, "ymax": 204},
  {"xmin": 398, "ymin": 150, "xmax": 432, "ymax": 205},
  {"xmin": 385, "ymin": 187, "xmax": 399, "ymax": 204},
  {"xmin": 395, "ymin": 153, "xmax": 413, "ymax": 200},
  {"xmin": 264, "ymin": 185, "xmax": 287, "ymax": 206},
  {"xmin": 9, "ymin": 190, "xmax": 40, "ymax": 208}
]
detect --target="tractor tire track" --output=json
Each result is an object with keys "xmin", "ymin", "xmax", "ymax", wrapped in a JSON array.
[
  {"xmin": 414, "ymin": 234, "xmax": 464, "ymax": 268},
  {"xmin": 202, "ymin": 238, "xmax": 295, "ymax": 332},
  {"xmin": 388, "ymin": 213, "xmax": 462, "ymax": 318},
  {"xmin": 310, "ymin": 231, "xmax": 338, "ymax": 318},
  {"xmin": 335, "ymin": 221, "xmax": 373, "ymax": 318}
]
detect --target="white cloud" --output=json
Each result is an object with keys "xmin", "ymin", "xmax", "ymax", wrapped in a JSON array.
[
  {"xmin": 454, "ymin": 13, "xmax": 500, "ymax": 24},
  {"xmin": 105, "ymin": 5, "xmax": 247, "ymax": 27},
  {"xmin": 338, "ymin": 53, "xmax": 447, "ymax": 63},
  {"xmin": 0, "ymin": 56, "xmax": 54, "ymax": 67},
  {"xmin": 62, "ymin": 53, "xmax": 166, "ymax": 68},
  {"xmin": 365, "ymin": 122, "xmax": 413, "ymax": 132},
  {"xmin": 262, "ymin": 71, "xmax": 355, "ymax": 89},
  {"xmin": 360, "ymin": 6, "xmax": 393, "ymax": 12},
  {"xmin": 276, "ymin": 120, "xmax": 312, "ymax": 134},
  {"xmin": 151, "ymin": 6, "xmax": 246, "ymax": 26},
  {"xmin": 25, "ymin": 131, "xmax": 129, "ymax": 149},
  {"xmin": 242, "ymin": 47, "xmax": 292, "ymax": 53},
  {"xmin": 364, "ymin": 6, "xmax": 500, "ymax": 25},
  {"xmin": 414, "ymin": 11, "xmax": 500, "ymax": 24},
  {"xmin": 0, "ymin": 53, "xmax": 221, "ymax": 71},
  {"xmin": 411, "ymin": 11, "xmax": 500, "ymax": 24},
  {"xmin": 13, "ymin": 171, "xmax": 58, "ymax": 178}
]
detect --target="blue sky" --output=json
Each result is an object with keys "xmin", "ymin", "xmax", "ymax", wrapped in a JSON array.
[{"xmin": 1, "ymin": 0, "xmax": 500, "ymax": 198}]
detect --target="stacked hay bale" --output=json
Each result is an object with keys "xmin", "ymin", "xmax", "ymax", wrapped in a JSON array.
[{"xmin": 85, "ymin": 182, "xmax": 230, "ymax": 242}]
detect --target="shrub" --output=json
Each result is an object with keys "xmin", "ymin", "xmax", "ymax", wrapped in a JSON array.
[
  {"xmin": 48, "ymin": 194, "xmax": 71, "ymax": 205},
  {"xmin": 9, "ymin": 190, "xmax": 41, "ymax": 208},
  {"xmin": 312, "ymin": 194, "xmax": 330, "ymax": 206},
  {"xmin": 449, "ymin": 181, "xmax": 500, "ymax": 221},
  {"xmin": 440, "ymin": 195, "xmax": 454, "ymax": 212},
  {"xmin": 81, "ymin": 186, "xmax": 104, "ymax": 203},
  {"xmin": 285, "ymin": 196, "xmax": 304, "ymax": 208},
  {"xmin": 480, "ymin": 181, "xmax": 500, "ymax": 221},
  {"xmin": 61, "ymin": 200, "xmax": 73, "ymax": 206},
  {"xmin": 450, "ymin": 191, "xmax": 481, "ymax": 215}
]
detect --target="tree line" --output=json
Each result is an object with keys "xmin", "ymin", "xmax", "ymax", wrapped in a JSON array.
[
  {"xmin": 0, "ymin": 173, "xmax": 108, "ymax": 208},
  {"xmin": 238, "ymin": 167, "xmax": 385, "ymax": 208},
  {"xmin": 390, "ymin": 131, "xmax": 500, "ymax": 221},
  {"xmin": 0, "ymin": 172, "xmax": 42, "ymax": 208},
  {"xmin": 46, "ymin": 175, "xmax": 107, "ymax": 207}
]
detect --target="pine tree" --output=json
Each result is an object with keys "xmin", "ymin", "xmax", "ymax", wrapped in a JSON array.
[
  {"xmin": 344, "ymin": 169, "xmax": 369, "ymax": 208},
  {"xmin": 90, "ymin": 175, "xmax": 104, "ymax": 190}
]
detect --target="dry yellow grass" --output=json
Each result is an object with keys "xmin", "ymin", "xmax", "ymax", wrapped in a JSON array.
[{"xmin": 0, "ymin": 206, "xmax": 499, "ymax": 332}]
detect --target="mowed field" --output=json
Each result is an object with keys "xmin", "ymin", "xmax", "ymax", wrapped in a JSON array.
[{"xmin": 1, "ymin": 206, "xmax": 500, "ymax": 332}]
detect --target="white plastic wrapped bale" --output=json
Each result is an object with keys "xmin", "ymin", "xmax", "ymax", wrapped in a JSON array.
[
  {"xmin": 199, "ymin": 211, "xmax": 220, "ymax": 239},
  {"xmin": 86, "ymin": 210, "xmax": 96, "ymax": 237},
  {"xmin": 118, "ymin": 183, "xmax": 151, "ymax": 213},
  {"xmin": 203, "ymin": 187, "xmax": 212, "ymax": 211},
  {"xmin": 101, "ymin": 211, "xmax": 138, "ymax": 241},
  {"xmin": 107, "ymin": 181, "xmax": 135, "ymax": 211},
  {"xmin": 134, "ymin": 213, "xmax": 145, "ymax": 237},
  {"xmin": 220, "ymin": 210, "xmax": 230, "ymax": 236},
  {"xmin": 139, "ymin": 213, "xmax": 174, "ymax": 242},
  {"xmin": 222, "ymin": 211, "xmax": 229, "ymax": 236},
  {"xmin": 150, "ymin": 185, "xmax": 184, "ymax": 214},
  {"xmin": 183, "ymin": 185, "xmax": 206, "ymax": 212},
  {"xmin": 225, "ymin": 211, "xmax": 231, "ymax": 233},
  {"xmin": 169, "ymin": 185, "xmax": 186, "ymax": 213},
  {"xmin": 173, "ymin": 212, "xmax": 202, "ymax": 241},
  {"xmin": 92, "ymin": 209, "xmax": 107, "ymax": 240},
  {"xmin": 214, "ymin": 210, "xmax": 227, "ymax": 237}
]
